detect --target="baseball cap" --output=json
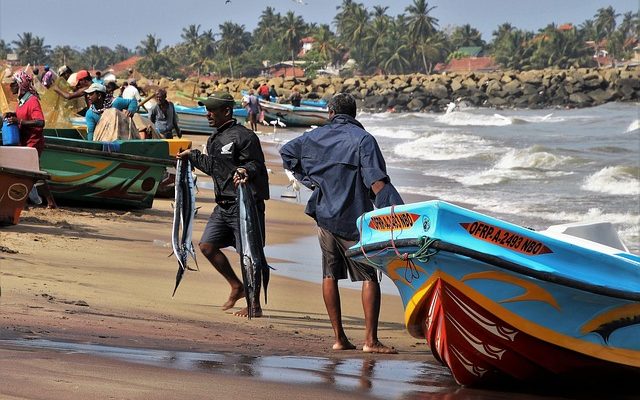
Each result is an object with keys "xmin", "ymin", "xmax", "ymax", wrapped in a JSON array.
[
  {"xmin": 76, "ymin": 70, "xmax": 91, "ymax": 81},
  {"xmin": 58, "ymin": 65, "xmax": 72, "ymax": 75},
  {"xmin": 198, "ymin": 92, "xmax": 235, "ymax": 110},
  {"xmin": 84, "ymin": 83, "xmax": 106, "ymax": 94}
]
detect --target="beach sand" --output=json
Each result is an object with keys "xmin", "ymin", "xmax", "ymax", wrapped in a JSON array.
[{"xmin": 0, "ymin": 135, "xmax": 441, "ymax": 399}]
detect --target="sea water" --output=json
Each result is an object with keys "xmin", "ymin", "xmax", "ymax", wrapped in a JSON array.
[{"xmin": 265, "ymin": 102, "xmax": 639, "ymax": 255}]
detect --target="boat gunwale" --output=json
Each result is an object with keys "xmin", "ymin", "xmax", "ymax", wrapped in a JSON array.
[
  {"xmin": 44, "ymin": 143, "xmax": 175, "ymax": 167},
  {"xmin": 346, "ymin": 238, "xmax": 640, "ymax": 301},
  {"xmin": 0, "ymin": 166, "xmax": 50, "ymax": 180}
]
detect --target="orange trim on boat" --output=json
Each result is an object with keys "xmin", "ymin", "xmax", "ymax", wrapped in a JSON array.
[{"xmin": 403, "ymin": 270, "xmax": 640, "ymax": 367}]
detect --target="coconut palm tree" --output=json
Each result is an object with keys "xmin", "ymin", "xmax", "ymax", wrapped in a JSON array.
[
  {"xmin": 405, "ymin": 0, "xmax": 440, "ymax": 73},
  {"xmin": 82, "ymin": 45, "xmax": 114, "ymax": 70},
  {"xmin": 50, "ymin": 45, "xmax": 80, "ymax": 69},
  {"xmin": 281, "ymin": 11, "xmax": 306, "ymax": 74},
  {"xmin": 136, "ymin": 34, "xmax": 162, "ymax": 56},
  {"xmin": 12, "ymin": 32, "xmax": 50, "ymax": 65},
  {"xmin": 254, "ymin": 7, "xmax": 282, "ymax": 49},
  {"xmin": 310, "ymin": 24, "xmax": 340, "ymax": 65},
  {"xmin": 450, "ymin": 24, "xmax": 485, "ymax": 48},
  {"xmin": 218, "ymin": 22, "xmax": 251, "ymax": 78},
  {"xmin": 0, "ymin": 40, "xmax": 11, "ymax": 62},
  {"xmin": 594, "ymin": 6, "xmax": 620, "ymax": 40}
]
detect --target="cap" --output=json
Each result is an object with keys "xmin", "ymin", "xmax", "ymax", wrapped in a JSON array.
[
  {"xmin": 76, "ymin": 70, "xmax": 91, "ymax": 81},
  {"xmin": 84, "ymin": 83, "xmax": 106, "ymax": 94},
  {"xmin": 198, "ymin": 92, "xmax": 235, "ymax": 110}
]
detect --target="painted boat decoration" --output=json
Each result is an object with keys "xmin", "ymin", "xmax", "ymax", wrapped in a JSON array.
[
  {"xmin": 40, "ymin": 137, "xmax": 174, "ymax": 209},
  {"xmin": 0, "ymin": 147, "xmax": 49, "ymax": 225},
  {"xmin": 346, "ymin": 200, "xmax": 640, "ymax": 386},
  {"xmin": 259, "ymin": 99, "xmax": 329, "ymax": 127},
  {"xmin": 173, "ymin": 104, "xmax": 247, "ymax": 135}
]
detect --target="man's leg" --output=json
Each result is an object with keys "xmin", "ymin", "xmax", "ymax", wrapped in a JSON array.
[
  {"xmin": 199, "ymin": 242, "xmax": 245, "ymax": 311},
  {"xmin": 361, "ymin": 280, "xmax": 397, "ymax": 353},
  {"xmin": 323, "ymin": 277, "xmax": 355, "ymax": 350}
]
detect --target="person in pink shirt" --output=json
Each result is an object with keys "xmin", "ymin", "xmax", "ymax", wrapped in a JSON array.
[{"xmin": 4, "ymin": 71, "xmax": 45, "ymax": 155}]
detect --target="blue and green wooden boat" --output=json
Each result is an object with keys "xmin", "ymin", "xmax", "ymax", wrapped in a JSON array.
[{"xmin": 41, "ymin": 137, "xmax": 173, "ymax": 209}]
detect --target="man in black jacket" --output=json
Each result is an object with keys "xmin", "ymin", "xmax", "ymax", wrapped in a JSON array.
[{"xmin": 177, "ymin": 92, "xmax": 269, "ymax": 317}]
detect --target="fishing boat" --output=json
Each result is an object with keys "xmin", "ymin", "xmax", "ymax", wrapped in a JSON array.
[
  {"xmin": 346, "ymin": 200, "xmax": 640, "ymax": 386},
  {"xmin": 0, "ymin": 147, "xmax": 50, "ymax": 225},
  {"xmin": 173, "ymin": 104, "xmax": 247, "ymax": 135},
  {"xmin": 40, "ymin": 137, "xmax": 174, "ymax": 208},
  {"xmin": 259, "ymin": 99, "xmax": 329, "ymax": 127}
]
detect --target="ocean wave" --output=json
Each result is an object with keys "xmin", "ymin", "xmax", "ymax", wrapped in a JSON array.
[
  {"xmin": 582, "ymin": 166, "xmax": 640, "ymax": 196},
  {"xmin": 436, "ymin": 111, "xmax": 514, "ymax": 126},
  {"xmin": 393, "ymin": 132, "xmax": 494, "ymax": 161},
  {"xmin": 369, "ymin": 127, "xmax": 418, "ymax": 139},
  {"xmin": 625, "ymin": 119, "xmax": 640, "ymax": 133},
  {"xmin": 494, "ymin": 147, "xmax": 572, "ymax": 170}
]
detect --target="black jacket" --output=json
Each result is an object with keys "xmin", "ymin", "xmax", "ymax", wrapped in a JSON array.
[{"xmin": 189, "ymin": 120, "xmax": 270, "ymax": 202}]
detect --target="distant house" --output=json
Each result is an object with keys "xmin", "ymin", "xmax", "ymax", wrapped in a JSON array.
[
  {"xmin": 5, "ymin": 53, "xmax": 19, "ymax": 66},
  {"xmin": 108, "ymin": 56, "xmax": 142, "ymax": 76},
  {"xmin": 455, "ymin": 46, "xmax": 484, "ymax": 57},
  {"xmin": 267, "ymin": 61, "xmax": 305, "ymax": 78},
  {"xmin": 434, "ymin": 56, "xmax": 498, "ymax": 73},
  {"xmin": 299, "ymin": 37, "xmax": 315, "ymax": 57}
]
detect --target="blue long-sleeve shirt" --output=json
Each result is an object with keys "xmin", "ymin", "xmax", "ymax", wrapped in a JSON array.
[
  {"xmin": 280, "ymin": 114, "xmax": 402, "ymax": 240},
  {"xmin": 85, "ymin": 97, "xmax": 138, "ymax": 140}
]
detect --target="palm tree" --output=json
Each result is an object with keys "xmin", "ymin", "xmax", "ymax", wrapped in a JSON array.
[
  {"xmin": 218, "ymin": 22, "xmax": 251, "ymax": 78},
  {"xmin": 254, "ymin": 7, "xmax": 282, "ymax": 49},
  {"xmin": 334, "ymin": 0, "xmax": 358, "ymax": 37},
  {"xmin": 281, "ymin": 11, "xmax": 306, "ymax": 74},
  {"xmin": 82, "ymin": 45, "xmax": 114, "ymax": 70},
  {"xmin": 310, "ymin": 24, "xmax": 340, "ymax": 65},
  {"xmin": 450, "ymin": 24, "xmax": 485, "ymax": 48},
  {"xmin": 0, "ymin": 40, "xmax": 11, "ymax": 62},
  {"xmin": 594, "ymin": 6, "xmax": 620, "ymax": 40},
  {"xmin": 12, "ymin": 32, "xmax": 50, "ymax": 65},
  {"xmin": 113, "ymin": 45, "xmax": 133, "ymax": 62},
  {"xmin": 492, "ymin": 23, "xmax": 514, "ymax": 42},
  {"xmin": 136, "ymin": 34, "xmax": 162, "ymax": 56},
  {"xmin": 405, "ymin": 0, "xmax": 439, "ymax": 73},
  {"xmin": 50, "ymin": 45, "xmax": 80, "ymax": 69}
]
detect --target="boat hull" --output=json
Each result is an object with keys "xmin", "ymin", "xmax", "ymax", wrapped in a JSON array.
[
  {"xmin": 40, "ymin": 137, "xmax": 173, "ymax": 209},
  {"xmin": 0, "ymin": 147, "xmax": 49, "ymax": 225},
  {"xmin": 259, "ymin": 100, "xmax": 329, "ymax": 127},
  {"xmin": 347, "ymin": 200, "xmax": 640, "ymax": 386},
  {"xmin": 174, "ymin": 105, "xmax": 247, "ymax": 135}
]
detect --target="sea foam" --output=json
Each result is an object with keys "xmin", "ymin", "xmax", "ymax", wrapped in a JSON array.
[
  {"xmin": 582, "ymin": 166, "xmax": 640, "ymax": 196},
  {"xmin": 393, "ymin": 132, "xmax": 494, "ymax": 161},
  {"xmin": 625, "ymin": 119, "xmax": 640, "ymax": 133}
]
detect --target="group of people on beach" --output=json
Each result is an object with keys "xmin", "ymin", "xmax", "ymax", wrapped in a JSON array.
[{"xmin": 177, "ymin": 91, "xmax": 403, "ymax": 353}]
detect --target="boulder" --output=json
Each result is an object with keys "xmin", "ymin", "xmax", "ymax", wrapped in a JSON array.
[
  {"xmin": 568, "ymin": 92, "xmax": 592, "ymax": 107},
  {"xmin": 407, "ymin": 98, "xmax": 424, "ymax": 111}
]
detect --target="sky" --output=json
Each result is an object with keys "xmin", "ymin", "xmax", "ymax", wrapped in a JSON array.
[{"xmin": 0, "ymin": 0, "xmax": 636, "ymax": 50}]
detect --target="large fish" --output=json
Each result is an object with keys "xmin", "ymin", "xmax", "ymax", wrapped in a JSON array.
[
  {"xmin": 237, "ymin": 182, "xmax": 271, "ymax": 319},
  {"xmin": 171, "ymin": 157, "xmax": 197, "ymax": 296}
]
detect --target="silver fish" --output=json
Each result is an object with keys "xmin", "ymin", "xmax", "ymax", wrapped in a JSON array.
[
  {"xmin": 237, "ymin": 182, "xmax": 271, "ymax": 319},
  {"xmin": 171, "ymin": 158, "xmax": 197, "ymax": 296}
]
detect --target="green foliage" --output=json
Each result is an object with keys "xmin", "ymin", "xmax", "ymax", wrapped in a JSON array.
[{"xmin": 4, "ymin": 4, "xmax": 636, "ymax": 79}]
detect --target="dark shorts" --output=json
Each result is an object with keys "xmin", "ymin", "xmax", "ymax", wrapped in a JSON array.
[
  {"xmin": 318, "ymin": 227, "xmax": 378, "ymax": 282},
  {"xmin": 201, "ymin": 200, "xmax": 265, "ymax": 251}
]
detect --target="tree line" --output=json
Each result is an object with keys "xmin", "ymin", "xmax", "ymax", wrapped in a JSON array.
[{"xmin": 1, "ymin": 1, "xmax": 637, "ymax": 79}]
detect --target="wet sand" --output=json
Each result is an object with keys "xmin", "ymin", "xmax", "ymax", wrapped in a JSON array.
[{"xmin": 0, "ymin": 134, "xmax": 442, "ymax": 399}]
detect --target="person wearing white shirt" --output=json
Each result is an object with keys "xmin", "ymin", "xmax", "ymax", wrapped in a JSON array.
[{"xmin": 122, "ymin": 78, "xmax": 142, "ymax": 102}]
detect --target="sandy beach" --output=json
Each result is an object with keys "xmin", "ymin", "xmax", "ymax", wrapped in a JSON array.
[{"xmin": 0, "ymin": 134, "xmax": 448, "ymax": 399}]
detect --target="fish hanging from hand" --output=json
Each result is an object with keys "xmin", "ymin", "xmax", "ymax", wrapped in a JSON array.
[
  {"xmin": 237, "ymin": 182, "xmax": 272, "ymax": 318},
  {"xmin": 171, "ymin": 157, "xmax": 198, "ymax": 296}
]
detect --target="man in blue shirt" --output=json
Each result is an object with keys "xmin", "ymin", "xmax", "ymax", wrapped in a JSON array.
[
  {"xmin": 280, "ymin": 93, "xmax": 403, "ymax": 353},
  {"xmin": 84, "ymin": 83, "xmax": 138, "ymax": 140}
]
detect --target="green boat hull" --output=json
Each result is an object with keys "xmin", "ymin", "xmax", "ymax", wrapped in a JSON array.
[{"xmin": 41, "ymin": 137, "xmax": 173, "ymax": 209}]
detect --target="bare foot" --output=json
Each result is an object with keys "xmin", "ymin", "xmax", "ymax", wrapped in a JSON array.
[
  {"xmin": 362, "ymin": 341, "xmax": 398, "ymax": 354},
  {"xmin": 233, "ymin": 307, "xmax": 263, "ymax": 318},
  {"xmin": 332, "ymin": 340, "xmax": 356, "ymax": 351},
  {"xmin": 222, "ymin": 288, "xmax": 244, "ymax": 311}
]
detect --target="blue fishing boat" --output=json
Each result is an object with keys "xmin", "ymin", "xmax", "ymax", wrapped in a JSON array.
[
  {"xmin": 259, "ymin": 99, "xmax": 329, "ymax": 127},
  {"xmin": 173, "ymin": 104, "xmax": 247, "ymax": 135},
  {"xmin": 347, "ymin": 200, "xmax": 640, "ymax": 386}
]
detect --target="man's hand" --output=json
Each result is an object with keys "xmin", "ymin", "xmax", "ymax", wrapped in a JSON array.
[
  {"xmin": 233, "ymin": 168, "xmax": 248, "ymax": 187},
  {"xmin": 177, "ymin": 148, "xmax": 191, "ymax": 160}
]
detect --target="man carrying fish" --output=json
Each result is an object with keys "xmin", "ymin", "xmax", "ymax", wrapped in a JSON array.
[
  {"xmin": 280, "ymin": 93, "xmax": 403, "ymax": 353},
  {"xmin": 177, "ymin": 92, "xmax": 270, "ymax": 317}
]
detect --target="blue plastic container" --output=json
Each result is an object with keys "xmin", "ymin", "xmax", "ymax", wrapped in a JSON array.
[{"xmin": 2, "ymin": 119, "xmax": 20, "ymax": 146}]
